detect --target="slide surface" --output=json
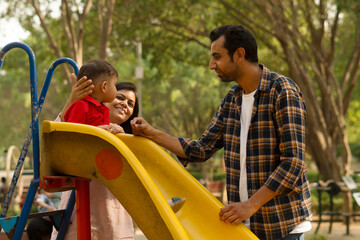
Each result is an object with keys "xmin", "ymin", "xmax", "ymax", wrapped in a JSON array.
[{"xmin": 40, "ymin": 121, "xmax": 258, "ymax": 240}]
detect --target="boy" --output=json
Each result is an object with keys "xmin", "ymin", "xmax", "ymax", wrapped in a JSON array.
[{"xmin": 64, "ymin": 59, "xmax": 118, "ymax": 129}]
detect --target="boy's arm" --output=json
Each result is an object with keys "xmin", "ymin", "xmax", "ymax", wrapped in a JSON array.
[{"xmin": 60, "ymin": 73, "xmax": 93, "ymax": 121}]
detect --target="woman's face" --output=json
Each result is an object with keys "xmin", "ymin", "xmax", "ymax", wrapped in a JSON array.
[{"xmin": 105, "ymin": 89, "xmax": 136, "ymax": 125}]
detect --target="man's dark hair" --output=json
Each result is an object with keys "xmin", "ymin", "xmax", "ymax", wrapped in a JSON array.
[
  {"xmin": 209, "ymin": 24, "xmax": 258, "ymax": 63},
  {"xmin": 78, "ymin": 59, "xmax": 118, "ymax": 84}
]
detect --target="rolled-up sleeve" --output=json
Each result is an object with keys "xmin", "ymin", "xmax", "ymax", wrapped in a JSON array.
[
  {"xmin": 177, "ymin": 101, "xmax": 226, "ymax": 166},
  {"xmin": 264, "ymin": 87, "xmax": 307, "ymax": 195}
]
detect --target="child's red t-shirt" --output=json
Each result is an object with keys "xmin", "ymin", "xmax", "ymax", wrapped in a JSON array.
[{"xmin": 64, "ymin": 96, "xmax": 110, "ymax": 126}]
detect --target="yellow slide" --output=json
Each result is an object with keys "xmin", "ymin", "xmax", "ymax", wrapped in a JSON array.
[{"xmin": 40, "ymin": 120, "xmax": 258, "ymax": 240}]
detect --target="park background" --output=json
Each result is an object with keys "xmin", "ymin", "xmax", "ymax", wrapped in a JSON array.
[{"xmin": 0, "ymin": 1, "xmax": 360, "ymax": 239}]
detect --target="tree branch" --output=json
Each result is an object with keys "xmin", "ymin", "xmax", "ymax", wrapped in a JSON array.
[
  {"xmin": 98, "ymin": 0, "xmax": 115, "ymax": 59},
  {"xmin": 31, "ymin": 0, "xmax": 62, "ymax": 59}
]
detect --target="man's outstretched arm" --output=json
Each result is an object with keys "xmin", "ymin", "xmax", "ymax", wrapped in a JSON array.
[{"xmin": 131, "ymin": 117, "xmax": 187, "ymax": 158}]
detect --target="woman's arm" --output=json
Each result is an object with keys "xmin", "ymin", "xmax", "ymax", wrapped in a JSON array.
[{"xmin": 60, "ymin": 73, "xmax": 94, "ymax": 121}]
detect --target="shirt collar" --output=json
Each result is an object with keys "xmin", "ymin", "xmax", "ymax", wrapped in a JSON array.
[
  {"xmin": 232, "ymin": 64, "xmax": 272, "ymax": 96},
  {"xmin": 257, "ymin": 64, "xmax": 273, "ymax": 92},
  {"xmin": 83, "ymin": 95, "xmax": 104, "ymax": 107}
]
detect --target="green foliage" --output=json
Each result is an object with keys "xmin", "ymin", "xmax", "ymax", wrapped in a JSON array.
[
  {"xmin": 347, "ymin": 100, "xmax": 360, "ymax": 160},
  {"xmin": 187, "ymin": 170, "xmax": 225, "ymax": 181},
  {"xmin": 307, "ymin": 170, "xmax": 321, "ymax": 183},
  {"xmin": 0, "ymin": 49, "xmax": 33, "ymax": 149},
  {"xmin": 305, "ymin": 234, "xmax": 328, "ymax": 240},
  {"xmin": 2, "ymin": 0, "xmax": 360, "ymax": 181},
  {"xmin": 142, "ymin": 51, "xmax": 232, "ymax": 138}
]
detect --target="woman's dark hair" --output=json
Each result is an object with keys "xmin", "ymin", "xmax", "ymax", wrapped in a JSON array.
[
  {"xmin": 116, "ymin": 82, "xmax": 139, "ymax": 134},
  {"xmin": 209, "ymin": 24, "xmax": 258, "ymax": 63}
]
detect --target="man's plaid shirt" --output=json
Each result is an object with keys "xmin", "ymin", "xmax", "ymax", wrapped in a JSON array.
[{"xmin": 179, "ymin": 65, "xmax": 312, "ymax": 239}]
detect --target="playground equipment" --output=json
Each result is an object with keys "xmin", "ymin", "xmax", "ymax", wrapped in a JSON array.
[
  {"xmin": 40, "ymin": 121, "xmax": 258, "ymax": 239},
  {"xmin": 0, "ymin": 42, "xmax": 259, "ymax": 239},
  {"xmin": 1, "ymin": 145, "xmax": 33, "ymax": 210},
  {"xmin": 0, "ymin": 42, "xmax": 79, "ymax": 239}
]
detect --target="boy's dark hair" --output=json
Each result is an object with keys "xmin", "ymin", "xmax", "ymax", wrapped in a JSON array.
[
  {"xmin": 78, "ymin": 59, "xmax": 118, "ymax": 84},
  {"xmin": 209, "ymin": 24, "xmax": 258, "ymax": 63},
  {"xmin": 116, "ymin": 82, "xmax": 139, "ymax": 134}
]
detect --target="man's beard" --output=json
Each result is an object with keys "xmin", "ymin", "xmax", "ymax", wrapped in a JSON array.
[{"xmin": 219, "ymin": 73, "xmax": 233, "ymax": 82}]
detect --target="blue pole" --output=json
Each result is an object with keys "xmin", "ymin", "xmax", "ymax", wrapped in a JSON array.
[
  {"xmin": 0, "ymin": 43, "xmax": 79, "ymax": 239},
  {"xmin": 0, "ymin": 42, "xmax": 39, "ymax": 240},
  {"xmin": 36, "ymin": 57, "xmax": 79, "ymax": 178},
  {"xmin": 14, "ymin": 57, "xmax": 79, "ymax": 239},
  {"xmin": 39, "ymin": 59, "xmax": 79, "ymax": 240},
  {"xmin": 57, "ymin": 190, "xmax": 76, "ymax": 240},
  {"xmin": 0, "ymin": 42, "xmax": 38, "ymax": 217}
]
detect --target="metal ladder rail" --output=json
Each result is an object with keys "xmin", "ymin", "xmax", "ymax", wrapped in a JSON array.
[
  {"xmin": 15, "ymin": 57, "xmax": 80, "ymax": 240},
  {"xmin": 0, "ymin": 43, "xmax": 39, "ymax": 240},
  {"xmin": 0, "ymin": 43, "xmax": 79, "ymax": 239},
  {"xmin": 36, "ymin": 58, "xmax": 80, "ymax": 240}
]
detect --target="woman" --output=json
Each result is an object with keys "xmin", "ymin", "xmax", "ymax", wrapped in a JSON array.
[{"xmin": 51, "ymin": 74, "xmax": 138, "ymax": 240}]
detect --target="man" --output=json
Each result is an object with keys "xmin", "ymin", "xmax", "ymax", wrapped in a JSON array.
[{"xmin": 131, "ymin": 24, "xmax": 312, "ymax": 240}]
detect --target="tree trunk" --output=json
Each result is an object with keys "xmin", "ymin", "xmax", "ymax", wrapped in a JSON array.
[{"xmin": 98, "ymin": 0, "xmax": 115, "ymax": 59}]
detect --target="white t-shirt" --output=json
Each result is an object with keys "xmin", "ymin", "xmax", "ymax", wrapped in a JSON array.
[
  {"xmin": 239, "ymin": 89, "xmax": 257, "ymax": 227},
  {"xmin": 239, "ymin": 90, "xmax": 311, "ymax": 233}
]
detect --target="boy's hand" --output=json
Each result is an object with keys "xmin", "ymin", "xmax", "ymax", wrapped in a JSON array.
[{"xmin": 98, "ymin": 123, "xmax": 125, "ymax": 134}]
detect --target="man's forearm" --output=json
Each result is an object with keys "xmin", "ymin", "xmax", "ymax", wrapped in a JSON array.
[
  {"xmin": 150, "ymin": 129, "xmax": 187, "ymax": 158},
  {"xmin": 248, "ymin": 185, "xmax": 278, "ymax": 210}
]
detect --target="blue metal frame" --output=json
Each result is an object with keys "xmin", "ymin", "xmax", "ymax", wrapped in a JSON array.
[
  {"xmin": 0, "ymin": 42, "xmax": 79, "ymax": 239},
  {"xmin": 0, "ymin": 44, "xmax": 39, "ymax": 239}
]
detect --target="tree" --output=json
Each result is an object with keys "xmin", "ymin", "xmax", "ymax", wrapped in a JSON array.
[
  {"xmin": 224, "ymin": 0, "xmax": 360, "ymax": 182},
  {"xmin": 3, "ymin": 0, "xmax": 360, "ymax": 199},
  {"xmin": 128, "ymin": 0, "xmax": 360, "ymax": 180},
  {"xmin": 3, "ymin": 0, "xmax": 116, "ymax": 86},
  {"xmin": 119, "ymin": 0, "xmax": 360, "ymax": 212}
]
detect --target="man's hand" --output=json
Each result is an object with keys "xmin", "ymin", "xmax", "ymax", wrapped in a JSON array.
[
  {"xmin": 130, "ymin": 117, "xmax": 187, "ymax": 158},
  {"xmin": 219, "ymin": 201, "xmax": 258, "ymax": 225},
  {"xmin": 130, "ymin": 117, "xmax": 157, "ymax": 139},
  {"xmin": 219, "ymin": 185, "xmax": 278, "ymax": 225}
]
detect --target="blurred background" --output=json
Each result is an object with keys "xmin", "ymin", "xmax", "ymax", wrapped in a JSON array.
[{"xmin": 1, "ymin": 1, "xmax": 360, "ymax": 239}]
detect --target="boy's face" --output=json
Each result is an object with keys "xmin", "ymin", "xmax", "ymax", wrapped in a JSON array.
[{"xmin": 103, "ymin": 76, "xmax": 118, "ymax": 103}]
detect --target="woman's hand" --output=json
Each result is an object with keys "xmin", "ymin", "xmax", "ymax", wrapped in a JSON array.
[
  {"xmin": 60, "ymin": 73, "xmax": 94, "ymax": 121},
  {"xmin": 69, "ymin": 73, "xmax": 94, "ymax": 104},
  {"xmin": 98, "ymin": 123, "xmax": 125, "ymax": 134}
]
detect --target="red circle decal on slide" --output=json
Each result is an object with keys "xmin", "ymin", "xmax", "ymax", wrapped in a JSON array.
[{"xmin": 95, "ymin": 149, "xmax": 123, "ymax": 180}]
